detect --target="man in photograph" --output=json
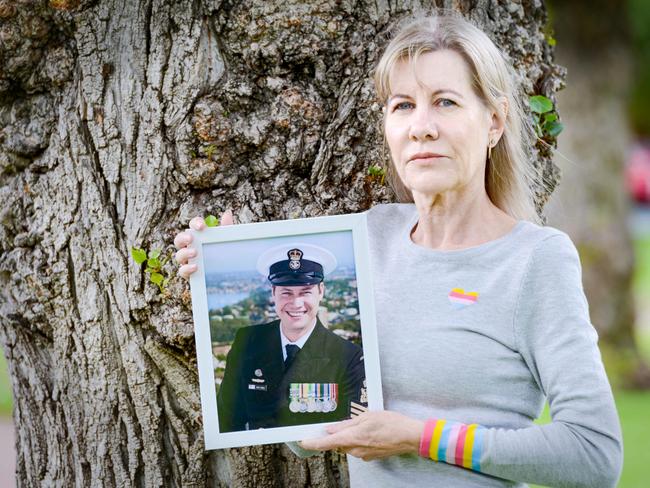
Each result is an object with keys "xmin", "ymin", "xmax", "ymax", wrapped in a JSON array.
[{"xmin": 217, "ymin": 243, "xmax": 366, "ymax": 432}]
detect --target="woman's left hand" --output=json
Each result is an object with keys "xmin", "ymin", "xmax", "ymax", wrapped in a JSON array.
[{"xmin": 298, "ymin": 411, "xmax": 424, "ymax": 461}]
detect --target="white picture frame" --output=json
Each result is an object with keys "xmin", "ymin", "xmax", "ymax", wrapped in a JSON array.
[{"xmin": 188, "ymin": 212, "xmax": 383, "ymax": 450}]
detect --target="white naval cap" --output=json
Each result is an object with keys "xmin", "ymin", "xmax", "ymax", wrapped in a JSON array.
[{"xmin": 256, "ymin": 243, "xmax": 337, "ymax": 286}]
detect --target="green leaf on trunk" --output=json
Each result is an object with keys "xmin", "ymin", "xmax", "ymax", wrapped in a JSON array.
[
  {"xmin": 529, "ymin": 95, "xmax": 553, "ymax": 114},
  {"xmin": 131, "ymin": 247, "xmax": 147, "ymax": 265},
  {"xmin": 544, "ymin": 120, "xmax": 564, "ymax": 137},
  {"xmin": 543, "ymin": 113, "xmax": 558, "ymax": 123},
  {"xmin": 150, "ymin": 273, "xmax": 164, "ymax": 286},
  {"xmin": 205, "ymin": 215, "xmax": 219, "ymax": 227}
]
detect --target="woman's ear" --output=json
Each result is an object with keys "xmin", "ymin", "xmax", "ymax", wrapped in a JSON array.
[{"xmin": 488, "ymin": 97, "xmax": 508, "ymax": 144}]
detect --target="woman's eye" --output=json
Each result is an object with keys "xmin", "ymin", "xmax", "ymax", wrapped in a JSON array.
[
  {"xmin": 437, "ymin": 98, "xmax": 456, "ymax": 107},
  {"xmin": 393, "ymin": 101, "xmax": 414, "ymax": 111}
]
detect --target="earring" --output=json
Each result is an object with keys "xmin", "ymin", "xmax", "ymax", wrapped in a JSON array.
[{"xmin": 488, "ymin": 140, "xmax": 494, "ymax": 161}]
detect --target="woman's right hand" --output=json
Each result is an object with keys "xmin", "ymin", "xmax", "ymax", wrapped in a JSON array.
[{"xmin": 174, "ymin": 210, "xmax": 234, "ymax": 280}]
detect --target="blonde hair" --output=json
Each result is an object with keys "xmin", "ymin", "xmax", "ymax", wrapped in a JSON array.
[{"xmin": 374, "ymin": 13, "xmax": 542, "ymax": 223}]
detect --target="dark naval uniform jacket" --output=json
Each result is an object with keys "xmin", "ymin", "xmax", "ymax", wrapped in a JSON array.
[{"xmin": 217, "ymin": 319, "xmax": 365, "ymax": 432}]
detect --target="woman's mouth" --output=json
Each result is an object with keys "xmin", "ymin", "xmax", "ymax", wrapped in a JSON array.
[{"xmin": 408, "ymin": 152, "xmax": 446, "ymax": 164}]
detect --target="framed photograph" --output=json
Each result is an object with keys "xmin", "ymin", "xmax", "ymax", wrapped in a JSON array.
[{"xmin": 188, "ymin": 212, "xmax": 383, "ymax": 450}]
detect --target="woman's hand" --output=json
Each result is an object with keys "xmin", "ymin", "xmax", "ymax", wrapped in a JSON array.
[
  {"xmin": 174, "ymin": 210, "xmax": 234, "ymax": 279},
  {"xmin": 298, "ymin": 411, "xmax": 424, "ymax": 461}
]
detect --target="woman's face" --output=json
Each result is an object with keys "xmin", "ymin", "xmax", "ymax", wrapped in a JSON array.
[{"xmin": 384, "ymin": 49, "xmax": 500, "ymax": 198}]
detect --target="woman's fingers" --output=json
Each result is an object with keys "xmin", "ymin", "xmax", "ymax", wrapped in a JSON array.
[
  {"xmin": 221, "ymin": 209, "xmax": 234, "ymax": 226},
  {"xmin": 174, "ymin": 231, "xmax": 192, "ymax": 250},
  {"xmin": 299, "ymin": 433, "xmax": 344, "ymax": 452},
  {"xmin": 175, "ymin": 247, "xmax": 197, "ymax": 265},
  {"xmin": 189, "ymin": 216, "xmax": 206, "ymax": 231},
  {"xmin": 178, "ymin": 263, "xmax": 198, "ymax": 280},
  {"xmin": 175, "ymin": 210, "xmax": 233, "ymax": 280},
  {"xmin": 300, "ymin": 418, "xmax": 361, "ymax": 451},
  {"xmin": 326, "ymin": 417, "xmax": 360, "ymax": 434}
]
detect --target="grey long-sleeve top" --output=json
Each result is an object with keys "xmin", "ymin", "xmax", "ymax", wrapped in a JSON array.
[{"xmin": 334, "ymin": 203, "xmax": 621, "ymax": 487}]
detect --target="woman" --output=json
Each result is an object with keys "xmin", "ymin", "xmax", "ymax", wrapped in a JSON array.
[{"xmin": 174, "ymin": 14, "xmax": 622, "ymax": 487}]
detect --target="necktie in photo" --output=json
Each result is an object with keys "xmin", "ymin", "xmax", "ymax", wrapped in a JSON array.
[{"xmin": 285, "ymin": 344, "xmax": 300, "ymax": 370}]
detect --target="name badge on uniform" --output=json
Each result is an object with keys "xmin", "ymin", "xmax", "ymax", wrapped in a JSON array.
[
  {"xmin": 288, "ymin": 383, "xmax": 338, "ymax": 413},
  {"xmin": 248, "ymin": 384, "xmax": 267, "ymax": 391}
]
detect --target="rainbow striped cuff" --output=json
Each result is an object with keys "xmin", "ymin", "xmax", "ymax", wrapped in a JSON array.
[{"xmin": 418, "ymin": 419, "xmax": 486, "ymax": 472}]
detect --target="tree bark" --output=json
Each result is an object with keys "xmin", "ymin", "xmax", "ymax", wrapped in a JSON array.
[{"xmin": 0, "ymin": 0, "xmax": 562, "ymax": 486}]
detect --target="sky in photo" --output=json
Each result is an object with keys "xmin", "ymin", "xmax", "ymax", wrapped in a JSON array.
[{"xmin": 202, "ymin": 230, "xmax": 356, "ymax": 276}]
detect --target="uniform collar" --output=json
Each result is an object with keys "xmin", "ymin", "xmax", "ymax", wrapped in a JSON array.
[{"xmin": 279, "ymin": 319, "xmax": 317, "ymax": 360}]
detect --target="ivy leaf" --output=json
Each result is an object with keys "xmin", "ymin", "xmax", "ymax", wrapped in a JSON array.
[
  {"xmin": 147, "ymin": 258, "xmax": 161, "ymax": 269},
  {"xmin": 544, "ymin": 120, "xmax": 564, "ymax": 138},
  {"xmin": 529, "ymin": 95, "xmax": 553, "ymax": 114},
  {"xmin": 205, "ymin": 215, "xmax": 219, "ymax": 227},
  {"xmin": 131, "ymin": 247, "xmax": 147, "ymax": 265},
  {"xmin": 150, "ymin": 273, "xmax": 164, "ymax": 286},
  {"xmin": 148, "ymin": 249, "xmax": 161, "ymax": 259},
  {"xmin": 542, "ymin": 113, "xmax": 558, "ymax": 124}
]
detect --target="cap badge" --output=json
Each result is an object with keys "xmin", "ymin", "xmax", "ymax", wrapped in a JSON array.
[{"xmin": 288, "ymin": 248, "xmax": 303, "ymax": 270}]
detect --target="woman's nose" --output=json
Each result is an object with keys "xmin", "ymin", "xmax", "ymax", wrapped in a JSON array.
[{"xmin": 409, "ymin": 106, "xmax": 439, "ymax": 141}]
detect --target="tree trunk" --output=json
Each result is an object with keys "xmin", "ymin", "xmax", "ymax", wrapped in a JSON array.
[{"xmin": 0, "ymin": 1, "xmax": 562, "ymax": 486}]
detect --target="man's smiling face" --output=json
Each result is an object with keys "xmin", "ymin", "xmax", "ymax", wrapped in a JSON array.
[{"xmin": 272, "ymin": 283, "xmax": 324, "ymax": 340}]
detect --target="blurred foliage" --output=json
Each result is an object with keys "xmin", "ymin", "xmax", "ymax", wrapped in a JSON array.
[
  {"xmin": 547, "ymin": 0, "xmax": 650, "ymax": 135},
  {"xmin": 628, "ymin": 0, "xmax": 650, "ymax": 136},
  {"xmin": 632, "ymin": 233, "xmax": 650, "ymax": 295},
  {"xmin": 210, "ymin": 316, "xmax": 250, "ymax": 343}
]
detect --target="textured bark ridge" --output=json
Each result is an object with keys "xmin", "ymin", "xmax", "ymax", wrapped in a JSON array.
[{"xmin": 0, "ymin": 1, "xmax": 562, "ymax": 486}]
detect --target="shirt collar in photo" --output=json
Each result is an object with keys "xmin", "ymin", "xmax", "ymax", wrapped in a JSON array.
[{"xmin": 279, "ymin": 319, "xmax": 317, "ymax": 361}]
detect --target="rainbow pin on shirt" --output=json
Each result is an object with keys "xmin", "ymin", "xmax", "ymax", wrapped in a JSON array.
[{"xmin": 448, "ymin": 288, "xmax": 479, "ymax": 309}]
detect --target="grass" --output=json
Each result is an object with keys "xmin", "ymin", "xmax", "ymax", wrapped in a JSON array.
[
  {"xmin": 616, "ymin": 389, "xmax": 650, "ymax": 486},
  {"xmin": 632, "ymin": 233, "xmax": 650, "ymax": 295},
  {"xmin": 633, "ymin": 232, "xmax": 650, "ymax": 362},
  {"xmin": 0, "ymin": 347, "xmax": 12, "ymax": 417}
]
